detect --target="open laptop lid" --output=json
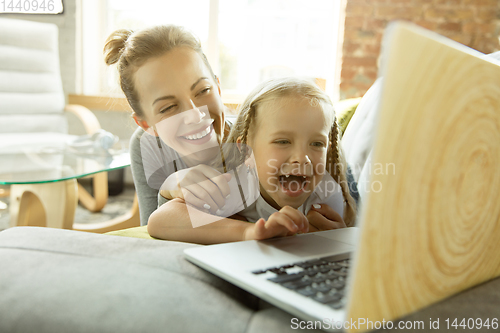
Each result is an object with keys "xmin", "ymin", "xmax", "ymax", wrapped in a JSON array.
[{"xmin": 346, "ymin": 21, "xmax": 500, "ymax": 329}]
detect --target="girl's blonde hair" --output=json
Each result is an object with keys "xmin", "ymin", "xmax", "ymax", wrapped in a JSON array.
[
  {"xmin": 225, "ymin": 77, "xmax": 357, "ymax": 226},
  {"xmin": 103, "ymin": 25, "xmax": 216, "ymax": 118}
]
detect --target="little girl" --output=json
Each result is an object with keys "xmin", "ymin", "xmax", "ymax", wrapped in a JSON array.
[
  {"xmin": 148, "ymin": 77, "xmax": 356, "ymax": 243},
  {"xmin": 224, "ymin": 77, "xmax": 356, "ymax": 226}
]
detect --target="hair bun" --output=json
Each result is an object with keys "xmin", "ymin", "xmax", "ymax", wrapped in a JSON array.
[{"xmin": 103, "ymin": 29, "xmax": 134, "ymax": 66}]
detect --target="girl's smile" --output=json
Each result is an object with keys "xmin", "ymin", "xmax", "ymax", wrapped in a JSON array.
[{"xmin": 278, "ymin": 174, "xmax": 311, "ymax": 197}]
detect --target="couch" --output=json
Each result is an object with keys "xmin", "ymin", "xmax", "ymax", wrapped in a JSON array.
[{"xmin": 1, "ymin": 226, "xmax": 499, "ymax": 333}]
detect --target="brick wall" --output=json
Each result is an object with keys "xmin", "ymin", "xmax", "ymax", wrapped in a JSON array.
[{"xmin": 340, "ymin": 0, "xmax": 500, "ymax": 99}]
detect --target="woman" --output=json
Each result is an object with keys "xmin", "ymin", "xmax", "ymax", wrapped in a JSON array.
[{"xmin": 104, "ymin": 25, "xmax": 230, "ymax": 225}]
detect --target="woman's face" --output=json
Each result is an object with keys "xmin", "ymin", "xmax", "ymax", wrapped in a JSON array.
[{"xmin": 134, "ymin": 47, "xmax": 225, "ymax": 164}]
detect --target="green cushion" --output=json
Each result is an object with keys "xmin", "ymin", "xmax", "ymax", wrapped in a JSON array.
[
  {"xmin": 336, "ymin": 97, "xmax": 362, "ymax": 135},
  {"xmin": 106, "ymin": 226, "xmax": 155, "ymax": 240}
]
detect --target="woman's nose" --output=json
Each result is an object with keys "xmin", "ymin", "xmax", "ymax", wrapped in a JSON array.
[{"xmin": 183, "ymin": 104, "xmax": 206, "ymax": 124}]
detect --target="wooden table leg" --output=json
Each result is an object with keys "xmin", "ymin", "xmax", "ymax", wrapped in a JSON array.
[
  {"xmin": 73, "ymin": 193, "xmax": 140, "ymax": 233},
  {"xmin": 9, "ymin": 179, "xmax": 78, "ymax": 229},
  {"xmin": 77, "ymin": 172, "xmax": 108, "ymax": 212},
  {"xmin": 0, "ymin": 188, "xmax": 10, "ymax": 198}
]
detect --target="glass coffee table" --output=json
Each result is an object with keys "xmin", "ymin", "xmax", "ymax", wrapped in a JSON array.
[{"xmin": 0, "ymin": 147, "xmax": 139, "ymax": 233}]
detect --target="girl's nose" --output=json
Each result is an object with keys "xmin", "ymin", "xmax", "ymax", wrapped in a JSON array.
[
  {"xmin": 291, "ymin": 150, "xmax": 312, "ymax": 165},
  {"xmin": 183, "ymin": 104, "xmax": 206, "ymax": 124}
]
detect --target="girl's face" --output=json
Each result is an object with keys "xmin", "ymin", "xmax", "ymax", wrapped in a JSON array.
[
  {"xmin": 134, "ymin": 47, "xmax": 225, "ymax": 165},
  {"xmin": 248, "ymin": 96, "xmax": 332, "ymax": 210}
]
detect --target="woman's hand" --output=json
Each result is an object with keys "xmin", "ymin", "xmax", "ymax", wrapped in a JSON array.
[
  {"xmin": 306, "ymin": 204, "xmax": 346, "ymax": 232},
  {"xmin": 243, "ymin": 206, "xmax": 309, "ymax": 241},
  {"xmin": 160, "ymin": 164, "xmax": 232, "ymax": 215}
]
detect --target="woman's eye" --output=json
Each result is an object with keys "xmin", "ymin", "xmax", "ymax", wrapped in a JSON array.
[
  {"xmin": 197, "ymin": 87, "xmax": 211, "ymax": 96},
  {"xmin": 159, "ymin": 105, "xmax": 176, "ymax": 114}
]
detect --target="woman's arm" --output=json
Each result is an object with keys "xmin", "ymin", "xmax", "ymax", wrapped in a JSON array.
[
  {"xmin": 147, "ymin": 199, "xmax": 309, "ymax": 244},
  {"xmin": 158, "ymin": 164, "xmax": 232, "ymax": 215},
  {"xmin": 148, "ymin": 199, "xmax": 249, "ymax": 244}
]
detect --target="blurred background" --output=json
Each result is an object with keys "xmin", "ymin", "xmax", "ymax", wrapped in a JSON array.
[{"xmin": 1, "ymin": 0, "xmax": 499, "ymax": 185}]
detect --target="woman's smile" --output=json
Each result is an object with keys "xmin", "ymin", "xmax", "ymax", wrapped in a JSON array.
[
  {"xmin": 178, "ymin": 124, "xmax": 214, "ymax": 145},
  {"xmin": 134, "ymin": 47, "xmax": 226, "ymax": 165}
]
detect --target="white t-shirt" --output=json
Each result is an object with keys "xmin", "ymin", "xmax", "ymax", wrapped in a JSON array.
[
  {"xmin": 239, "ymin": 173, "xmax": 345, "ymax": 223},
  {"xmin": 140, "ymin": 131, "xmax": 189, "ymax": 191}
]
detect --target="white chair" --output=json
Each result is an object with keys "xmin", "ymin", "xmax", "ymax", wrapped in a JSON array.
[{"xmin": 0, "ymin": 18, "xmax": 109, "ymax": 228}]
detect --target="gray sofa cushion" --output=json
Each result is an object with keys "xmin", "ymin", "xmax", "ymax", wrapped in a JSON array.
[
  {"xmin": 0, "ymin": 227, "xmax": 498, "ymax": 333},
  {"xmin": 0, "ymin": 227, "xmax": 259, "ymax": 333}
]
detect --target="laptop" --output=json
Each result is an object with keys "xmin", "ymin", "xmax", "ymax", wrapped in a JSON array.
[{"xmin": 184, "ymin": 21, "xmax": 500, "ymax": 332}]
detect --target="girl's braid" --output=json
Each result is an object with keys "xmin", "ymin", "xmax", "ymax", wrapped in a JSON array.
[
  {"xmin": 238, "ymin": 105, "xmax": 255, "ymax": 161},
  {"xmin": 329, "ymin": 117, "xmax": 357, "ymax": 227}
]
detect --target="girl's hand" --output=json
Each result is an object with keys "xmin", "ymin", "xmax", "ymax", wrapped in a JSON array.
[
  {"xmin": 306, "ymin": 204, "xmax": 346, "ymax": 232},
  {"xmin": 243, "ymin": 206, "xmax": 309, "ymax": 240},
  {"xmin": 160, "ymin": 165, "xmax": 232, "ymax": 215}
]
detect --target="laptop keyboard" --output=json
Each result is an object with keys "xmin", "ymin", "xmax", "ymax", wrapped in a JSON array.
[{"xmin": 252, "ymin": 253, "xmax": 350, "ymax": 310}]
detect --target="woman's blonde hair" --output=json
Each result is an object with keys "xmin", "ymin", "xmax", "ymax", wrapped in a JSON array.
[
  {"xmin": 225, "ymin": 77, "xmax": 357, "ymax": 226},
  {"xmin": 103, "ymin": 25, "xmax": 216, "ymax": 118}
]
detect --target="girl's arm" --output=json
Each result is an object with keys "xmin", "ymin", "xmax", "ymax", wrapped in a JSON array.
[
  {"xmin": 306, "ymin": 204, "xmax": 346, "ymax": 232},
  {"xmin": 148, "ymin": 199, "xmax": 309, "ymax": 244}
]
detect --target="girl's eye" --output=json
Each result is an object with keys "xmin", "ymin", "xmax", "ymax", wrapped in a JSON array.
[
  {"xmin": 275, "ymin": 140, "xmax": 290, "ymax": 145},
  {"xmin": 312, "ymin": 141, "xmax": 326, "ymax": 147},
  {"xmin": 159, "ymin": 104, "xmax": 176, "ymax": 114}
]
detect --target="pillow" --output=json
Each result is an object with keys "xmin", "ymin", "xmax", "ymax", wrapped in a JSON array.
[{"xmin": 335, "ymin": 97, "xmax": 362, "ymax": 135}]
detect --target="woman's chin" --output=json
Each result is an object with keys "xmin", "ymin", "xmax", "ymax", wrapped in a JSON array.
[{"xmin": 184, "ymin": 145, "xmax": 220, "ymax": 164}]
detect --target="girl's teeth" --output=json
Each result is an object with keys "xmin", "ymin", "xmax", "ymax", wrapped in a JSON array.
[{"xmin": 283, "ymin": 175, "xmax": 308, "ymax": 179}]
